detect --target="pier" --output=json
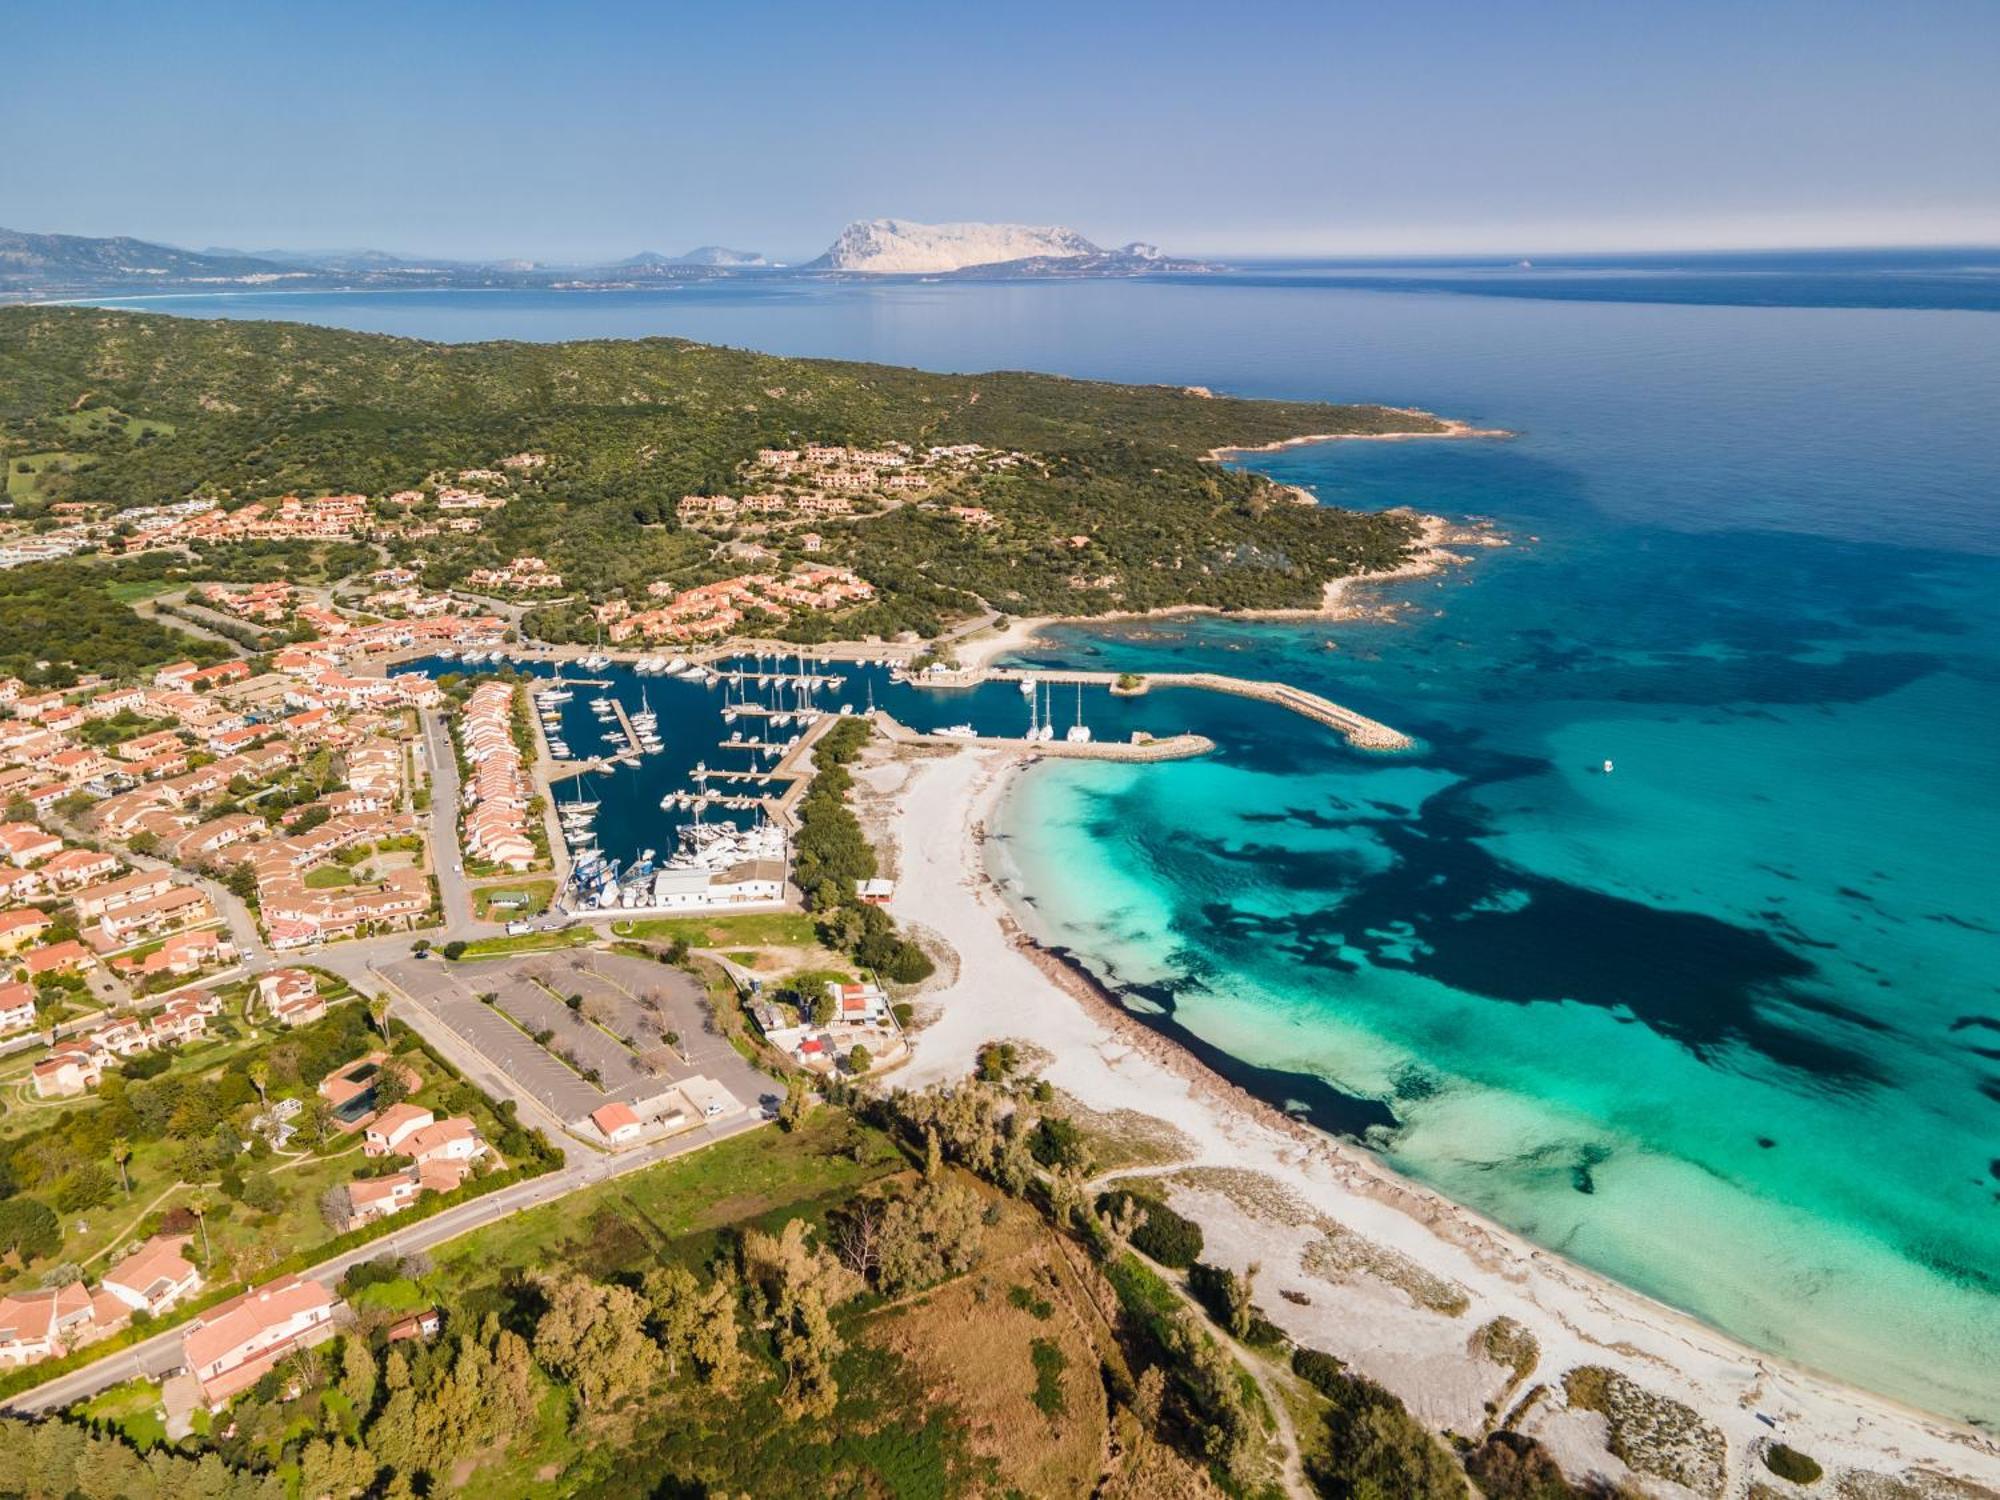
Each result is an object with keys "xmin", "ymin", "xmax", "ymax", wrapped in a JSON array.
[
  {"xmin": 711, "ymin": 669, "xmax": 846, "ymax": 691},
  {"xmin": 872, "ymin": 713, "xmax": 1215, "ymax": 762},
  {"xmin": 605, "ymin": 697, "xmax": 645, "ymax": 758},
  {"xmin": 691, "ymin": 769, "xmax": 780, "ymax": 786},
  {"xmin": 966, "ymin": 667, "xmax": 1414, "ymax": 751}
]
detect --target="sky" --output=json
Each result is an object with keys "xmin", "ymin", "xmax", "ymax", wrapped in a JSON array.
[{"xmin": 4, "ymin": 0, "xmax": 1997, "ymax": 261}]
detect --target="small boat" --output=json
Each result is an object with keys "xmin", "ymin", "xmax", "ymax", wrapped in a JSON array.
[
  {"xmin": 1602, "ymin": 759, "xmax": 1615, "ymax": 775},
  {"xmin": 936, "ymin": 723, "xmax": 978, "ymax": 740}
]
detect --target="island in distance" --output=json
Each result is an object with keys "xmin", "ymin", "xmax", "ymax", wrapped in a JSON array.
[{"xmin": 0, "ymin": 217, "xmax": 1208, "ymax": 301}]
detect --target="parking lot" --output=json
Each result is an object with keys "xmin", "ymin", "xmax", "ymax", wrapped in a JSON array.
[{"xmin": 382, "ymin": 949, "xmax": 772, "ymax": 1127}]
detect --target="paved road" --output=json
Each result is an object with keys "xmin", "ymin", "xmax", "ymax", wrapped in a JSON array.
[
  {"xmin": 1, "ymin": 1108, "xmax": 768, "ymax": 1416},
  {"xmin": 419, "ymin": 708, "xmax": 485, "ymax": 940}
]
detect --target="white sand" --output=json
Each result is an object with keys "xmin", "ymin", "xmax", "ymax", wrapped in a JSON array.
[{"xmin": 881, "ymin": 746, "xmax": 2000, "ymax": 1497}]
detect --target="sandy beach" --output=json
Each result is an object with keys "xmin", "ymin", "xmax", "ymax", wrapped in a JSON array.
[
  {"xmin": 1203, "ymin": 411, "xmax": 1515, "ymax": 464},
  {"xmin": 868, "ymin": 745, "xmax": 2000, "ymax": 1499}
]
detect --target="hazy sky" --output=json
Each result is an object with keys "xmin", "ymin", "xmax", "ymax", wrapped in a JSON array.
[{"xmin": 5, "ymin": 0, "xmax": 1997, "ymax": 260}]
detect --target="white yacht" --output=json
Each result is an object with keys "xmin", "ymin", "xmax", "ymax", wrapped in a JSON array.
[{"xmin": 936, "ymin": 724, "xmax": 978, "ymax": 740}]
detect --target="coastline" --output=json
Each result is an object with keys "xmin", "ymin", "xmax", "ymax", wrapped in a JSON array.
[
  {"xmin": 871, "ymin": 745, "xmax": 2000, "ymax": 1496},
  {"xmin": 1202, "ymin": 410, "xmax": 1514, "ymax": 464},
  {"xmin": 952, "ymin": 511, "xmax": 1505, "ymax": 670}
]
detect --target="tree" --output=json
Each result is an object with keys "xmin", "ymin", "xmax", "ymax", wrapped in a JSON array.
[
  {"xmin": 320, "ymin": 1186, "xmax": 354, "ymax": 1233},
  {"xmin": 643, "ymin": 1264, "xmax": 746, "ymax": 1389},
  {"xmin": 777, "ymin": 1074, "xmax": 809, "ymax": 1132},
  {"xmin": 297, "ymin": 1436, "xmax": 378, "ymax": 1499},
  {"xmin": 531, "ymin": 1273, "xmax": 661, "ymax": 1411},
  {"xmin": 0, "ymin": 1199, "xmax": 61, "ymax": 1263},
  {"xmin": 187, "ymin": 1189, "xmax": 214, "ymax": 1265},
  {"xmin": 831, "ymin": 1197, "xmax": 885, "ymax": 1283},
  {"xmin": 248, "ymin": 1061, "xmax": 270, "ymax": 1110},
  {"xmin": 371, "ymin": 1065, "xmax": 410, "ymax": 1111},
  {"xmin": 845, "ymin": 1043, "xmax": 872, "ymax": 1075},
  {"xmin": 875, "ymin": 1175, "xmax": 986, "ymax": 1294},
  {"xmin": 239, "ymin": 1172, "xmax": 282, "ymax": 1213},
  {"xmin": 306, "ymin": 1096, "xmax": 337, "ymax": 1146},
  {"xmin": 110, "ymin": 1138, "xmax": 132, "ymax": 1197},
  {"xmin": 338, "ymin": 1335, "xmax": 378, "ymax": 1416},
  {"xmin": 742, "ymin": 1220, "xmax": 857, "ymax": 1421},
  {"xmin": 368, "ymin": 996, "xmax": 392, "ymax": 1039}
]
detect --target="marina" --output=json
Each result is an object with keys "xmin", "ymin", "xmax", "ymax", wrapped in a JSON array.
[{"xmin": 406, "ymin": 647, "xmax": 1412, "ymax": 918}]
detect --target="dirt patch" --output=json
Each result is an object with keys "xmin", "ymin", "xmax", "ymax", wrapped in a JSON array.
[{"xmin": 864, "ymin": 1192, "xmax": 1108, "ymax": 1498}]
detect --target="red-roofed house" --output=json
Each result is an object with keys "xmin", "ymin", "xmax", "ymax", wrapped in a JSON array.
[
  {"xmin": 180, "ymin": 1274, "xmax": 343, "ymax": 1408},
  {"xmin": 590, "ymin": 1102, "xmax": 642, "ymax": 1145},
  {"xmin": 100, "ymin": 1235, "xmax": 202, "ymax": 1316},
  {"xmin": 363, "ymin": 1103, "xmax": 433, "ymax": 1156},
  {"xmin": 39, "ymin": 848, "xmax": 122, "ymax": 891},
  {"xmin": 255, "ymin": 968, "xmax": 324, "ymax": 1026},
  {"xmin": 0, "ymin": 908, "xmax": 51, "ymax": 954},
  {"xmin": 21, "ymin": 940, "xmax": 95, "ymax": 979},
  {"xmin": 32, "ymin": 1043, "xmax": 103, "ymax": 1098},
  {"xmin": 0, "ymin": 981, "xmax": 37, "ymax": 1037},
  {"xmin": 0, "ymin": 823, "xmax": 61, "ymax": 867},
  {"xmin": 0, "ymin": 1283, "xmax": 113, "ymax": 1366}
]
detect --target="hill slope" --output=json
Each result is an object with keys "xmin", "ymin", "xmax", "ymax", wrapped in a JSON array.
[{"xmin": 0, "ymin": 305, "xmax": 1441, "ymax": 645}]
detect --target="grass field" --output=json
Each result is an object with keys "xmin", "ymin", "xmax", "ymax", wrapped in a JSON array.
[
  {"xmin": 75, "ymin": 1378, "xmax": 168, "ymax": 1450},
  {"xmin": 609, "ymin": 912, "xmax": 819, "ymax": 948},
  {"xmin": 436, "ymin": 1108, "xmax": 901, "ymax": 1280},
  {"xmin": 454, "ymin": 926, "xmax": 593, "ymax": 959},
  {"xmin": 103, "ymin": 577, "xmax": 182, "ymax": 605},
  {"xmin": 474, "ymin": 879, "xmax": 556, "ymax": 919},
  {"xmin": 5, "ymin": 450, "xmax": 81, "ymax": 503},
  {"xmin": 303, "ymin": 865, "xmax": 356, "ymax": 889}
]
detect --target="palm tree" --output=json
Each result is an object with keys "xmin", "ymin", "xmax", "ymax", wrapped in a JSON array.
[
  {"xmin": 368, "ymin": 996, "xmax": 391, "ymax": 1041},
  {"xmin": 188, "ymin": 1189, "xmax": 213, "ymax": 1267},
  {"xmin": 248, "ymin": 1061, "xmax": 269, "ymax": 1110},
  {"xmin": 111, "ymin": 1138, "xmax": 132, "ymax": 1197}
]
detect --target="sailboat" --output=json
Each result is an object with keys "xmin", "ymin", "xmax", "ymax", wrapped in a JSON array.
[{"xmin": 1065, "ymin": 680, "xmax": 1092, "ymax": 743}]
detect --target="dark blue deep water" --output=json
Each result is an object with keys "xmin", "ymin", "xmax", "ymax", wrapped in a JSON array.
[{"xmin": 119, "ymin": 262, "xmax": 2000, "ymax": 1422}]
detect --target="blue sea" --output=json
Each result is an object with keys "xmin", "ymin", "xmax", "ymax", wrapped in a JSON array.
[{"xmin": 104, "ymin": 256, "xmax": 2000, "ymax": 1423}]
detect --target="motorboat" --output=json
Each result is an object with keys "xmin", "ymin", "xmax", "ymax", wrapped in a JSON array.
[{"xmin": 936, "ymin": 724, "xmax": 978, "ymax": 740}]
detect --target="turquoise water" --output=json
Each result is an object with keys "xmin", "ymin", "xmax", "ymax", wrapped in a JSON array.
[{"xmin": 121, "ymin": 273, "xmax": 2000, "ymax": 1421}]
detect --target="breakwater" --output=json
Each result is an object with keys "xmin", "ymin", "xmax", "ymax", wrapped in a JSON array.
[
  {"xmin": 872, "ymin": 712, "xmax": 1214, "ymax": 762},
  {"xmin": 934, "ymin": 666, "xmax": 1414, "ymax": 751}
]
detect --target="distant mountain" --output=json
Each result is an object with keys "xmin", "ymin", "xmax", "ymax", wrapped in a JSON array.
[
  {"xmin": 614, "ymin": 247, "xmax": 769, "ymax": 270},
  {"xmin": 811, "ymin": 218, "xmax": 1096, "ymax": 274},
  {"xmin": 678, "ymin": 246, "xmax": 768, "ymax": 267},
  {"xmin": 807, "ymin": 218, "xmax": 1203, "ymax": 276},
  {"xmin": 0, "ymin": 227, "xmax": 306, "ymax": 293},
  {"xmin": 0, "ymin": 220, "xmax": 1200, "ymax": 301}
]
